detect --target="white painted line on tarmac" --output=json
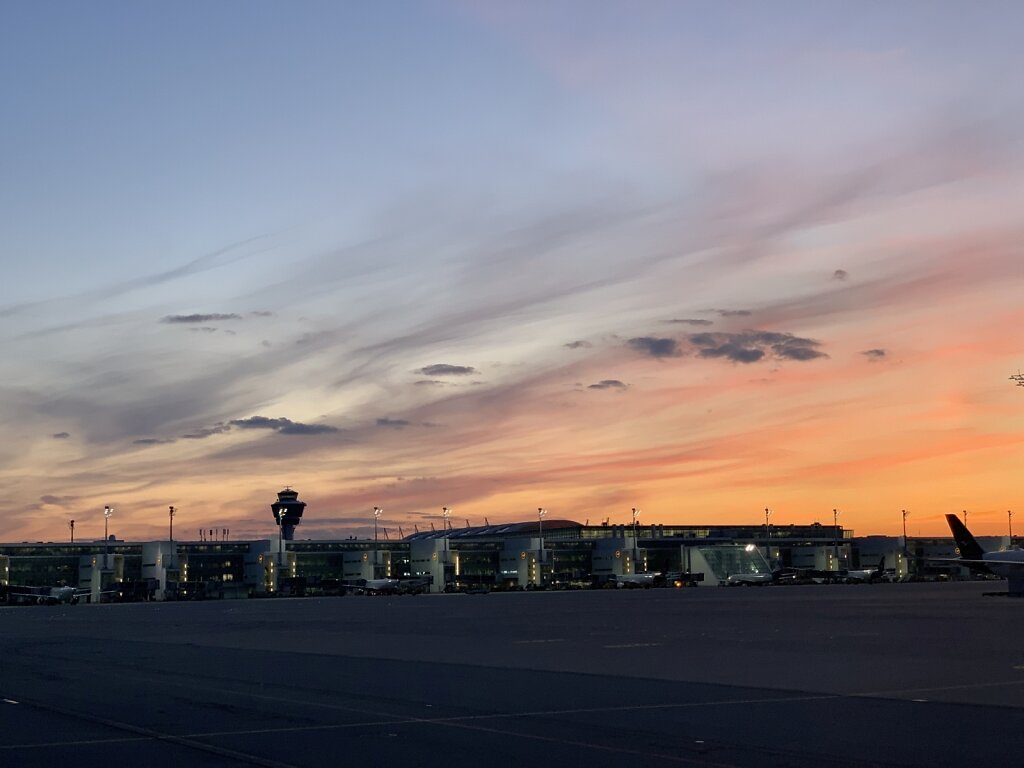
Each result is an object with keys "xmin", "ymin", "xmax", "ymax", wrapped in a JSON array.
[
  {"xmin": 512, "ymin": 638, "xmax": 565, "ymax": 644},
  {"xmin": 2, "ymin": 699, "xmax": 19, "ymax": 705},
  {"xmin": 603, "ymin": 642, "xmax": 660, "ymax": 648}
]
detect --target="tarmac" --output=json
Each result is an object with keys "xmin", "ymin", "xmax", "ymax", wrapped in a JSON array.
[{"xmin": 2, "ymin": 581, "xmax": 1024, "ymax": 767}]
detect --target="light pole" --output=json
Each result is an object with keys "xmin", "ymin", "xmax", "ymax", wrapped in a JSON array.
[
  {"xmin": 764, "ymin": 507, "xmax": 771, "ymax": 540},
  {"xmin": 1009, "ymin": 510, "xmax": 1014, "ymax": 541},
  {"xmin": 833, "ymin": 508, "xmax": 840, "ymax": 564},
  {"xmin": 168, "ymin": 506, "xmax": 175, "ymax": 542},
  {"xmin": 631, "ymin": 507, "xmax": 641, "ymax": 577},
  {"xmin": 963, "ymin": 509, "xmax": 968, "ymax": 527},
  {"xmin": 537, "ymin": 508, "xmax": 547, "ymax": 585},
  {"xmin": 373, "ymin": 506, "xmax": 382, "ymax": 579},
  {"xmin": 69, "ymin": 519, "xmax": 75, "ymax": 543},
  {"xmin": 103, "ymin": 505, "xmax": 112, "ymax": 565}
]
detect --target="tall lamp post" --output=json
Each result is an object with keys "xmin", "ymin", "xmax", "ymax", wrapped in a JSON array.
[
  {"xmin": 631, "ymin": 507, "xmax": 641, "ymax": 577},
  {"xmin": 963, "ymin": 509, "xmax": 968, "ymax": 527},
  {"xmin": 168, "ymin": 506, "xmax": 175, "ymax": 542},
  {"xmin": 833, "ymin": 508, "xmax": 840, "ymax": 565},
  {"xmin": 537, "ymin": 508, "xmax": 547, "ymax": 585},
  {"xmin": 103, "ymin": 505, "xmax": 113, "ymax": 565},
  {"xmin": 764, "ymin": 507, "xmax": 771, "ymax": 540},
  {"xmin": 69, "ymin": 519, "xmax": 75, "ymax": 544},
  {"xmin": 373, "ymin": 506, "xmax": 382, "ymax": 579},
  {"xmin": 1009, "ymin": 510, "xmax": 1014, "ymax": 542}
]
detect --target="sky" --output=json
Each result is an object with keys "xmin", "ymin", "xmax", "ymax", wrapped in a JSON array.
[{"xmin": 3, "ymin": 1, "xmax": 1024, "ymax": 543}]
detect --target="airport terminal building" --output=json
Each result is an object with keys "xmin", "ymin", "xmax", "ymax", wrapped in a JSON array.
[{"xmin": 1, "ymin": 499, "xmax": 997, "ymax": 602}]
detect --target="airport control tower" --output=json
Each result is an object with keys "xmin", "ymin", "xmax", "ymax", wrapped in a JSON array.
[{"xmin": 271, "ymin": 487, "xmax": 306, "ymax": 540}]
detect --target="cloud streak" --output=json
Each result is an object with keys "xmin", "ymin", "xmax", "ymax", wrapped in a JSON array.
[{"xmin": 162, "ymin": 313, "xmax": 243, "ymax": 324}]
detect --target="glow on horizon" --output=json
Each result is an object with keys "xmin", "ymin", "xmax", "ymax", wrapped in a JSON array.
[{"xmin": 3, "ymin": 2, "xmax": 1024, "ymax": 542}]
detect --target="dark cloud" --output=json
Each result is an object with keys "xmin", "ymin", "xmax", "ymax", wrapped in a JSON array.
[
  {"xmin": 417, "ymin": 364, "xmax": 477, "ymax": 376},
  {"xmin": 689, "ymin": 330, "xmax": 827, "ymax": 364},
  {"xmin": 564, "ymin": 340, "xmax": 592, "ymax": 349},
  {"xmin": 588, "ymin": 380, "xmax": 627, "ymax": 390},
  {"xmin": 862, "ymin": 348, "xmax": 887, "ymax": 360},
  {"xmin": 133, "ymin": 437, "xmax": 176, "ymax": 445},
  {"xmin": 181, "ymin": 424, "xmax": 231, "ymax": 440},
  {"xmin": 665, "ymin": 318, "xmax": 713, "ymax": 326},
  {"xmin": 627, "ymin": 337, "xmax": 679, "ymax": 358},
  {"xmin": 278, "ymin": 421, "xmax": 338, "ymax": 435},
  {"xmin": 414, "ymin": 379, "xmax": 445, "ymax": 386},
  {"xmin": 162, "ymin": 313, "xmax": 242, "ymax": 324},
  {"xmin": 230, "ymin": 416, "xmax": 292, "ymax": 430},
  {"xmin": 697, "ymin": 344, "xmax": 765, "ymax": 363},
  {"xmin": 229, "ymin": 416, "xmax": 337, "ymax": 435},
  {"xmin": 40, "ymin": 495, "xmax": 76, "ymax": 507},
  {"xmin": 51, "ymin": 432, "xmax": 70, "ymax": 439},
  {"xmin": 833, "ymin": 269, "xmax": 849, "ymax": 281},
  {"xmin": 377, "ymin": 418, "xmax": 411, "ymax": 429}
]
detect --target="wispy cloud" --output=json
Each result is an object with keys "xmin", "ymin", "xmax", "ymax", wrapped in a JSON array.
[
  {"xmin": 665, "ymin": 318, "xmax": 713, "ymax": 326},
  {"xmin": 229, "ymin": 416, "xmax": 338, "ymax": 435},
  {"xmin": 416, "ymin": 364, "xmax": 478, "ymax": 376},
  {"xmin": 588, "ymin": 379, "xmax": 627, "ymax": 390},
  {"xmin": 163, "ymin": 313, "xmax": 242, "ymax": 324}
]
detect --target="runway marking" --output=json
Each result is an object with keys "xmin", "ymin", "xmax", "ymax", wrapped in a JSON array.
[
  {"xmin": 854, "ymin": 678, "xmax": 1024, "ymax": 698},
  {"xmin": 0, "ymin": 694, "xmax": 299, "ymax": 767},
  {"xmin": 9, "ymin": 656, "xmax": 1024, "ymax": 763},
  {"xmin": 512, "ymin": 638, "xmax": 565, "ymax": 644},
  {"xmin": 2, "ymin": 699, "xmax": 18, "ymax": 705},
  {"xmin": 604, "ymin": 642, "xmax": 660, "ymax": 648}
]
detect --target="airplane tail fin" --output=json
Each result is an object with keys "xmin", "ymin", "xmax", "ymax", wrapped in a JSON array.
[{"xmin": 945, "ymin": 513, "xmax": 985, "ymax": 560}]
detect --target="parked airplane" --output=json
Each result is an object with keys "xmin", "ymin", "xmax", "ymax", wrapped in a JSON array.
[
  {"xmin": 943, "ymin": 513, "xmax": 1024, "ymax": 594},
  {"xmin": 838, "ymin": 557, "xmax": 887, "ymax": 583},
  {"xmin": 615, "ymin": 573, "xmax": 657, "ymax": 588},
  {"xmin": 725, "ymin": 571, "xmax": 774, "ymax": 586},
  {"xmin": 6, "ymin": 585, "xmax": 88, "ymax": 605},
  {"xmin": 342, "ymin": 578, "xmax": 401, "ymax": 595}
]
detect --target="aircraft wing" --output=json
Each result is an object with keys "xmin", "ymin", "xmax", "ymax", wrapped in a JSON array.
[{"xmin": 930, "ymin": 557, "xmax": 1024, "ymax": 566}]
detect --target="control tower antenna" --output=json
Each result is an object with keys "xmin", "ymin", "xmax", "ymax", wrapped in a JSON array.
[{"xmin": 270, "ymin": 487, "xmax": 307, "ymax": 541}]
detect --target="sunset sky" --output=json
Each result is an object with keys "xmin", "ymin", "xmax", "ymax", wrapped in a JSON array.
[{"xmin": 3, "ymin": 1, "xmax": 1024, "ymax": 542}]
